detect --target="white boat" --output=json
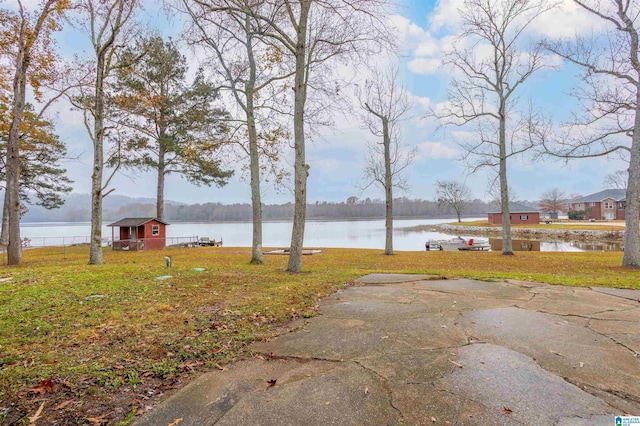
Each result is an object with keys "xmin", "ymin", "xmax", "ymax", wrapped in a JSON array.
[{"xmin": 426, "ymin": 237, "xmax": 490, "ymax": 251}]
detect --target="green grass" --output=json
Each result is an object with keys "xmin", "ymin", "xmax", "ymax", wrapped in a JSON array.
[{"xmin": 1, "ymin": 245, "xmax": 638, "ymax": 424}]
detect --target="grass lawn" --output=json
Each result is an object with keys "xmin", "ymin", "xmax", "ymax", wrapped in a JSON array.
[{"xmin": 1, "ymin": 246, "xmax": 639, "ymax": 424}]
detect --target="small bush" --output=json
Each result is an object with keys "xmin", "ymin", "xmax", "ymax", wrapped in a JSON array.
[{"xmin": 568, "ymin": 210, "xmax": 586, "ymax": 220}]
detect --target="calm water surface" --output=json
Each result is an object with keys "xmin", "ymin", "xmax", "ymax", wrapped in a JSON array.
[{"xmin": 19, "ymin": 218, "xmax": 619, "ymax": 252}]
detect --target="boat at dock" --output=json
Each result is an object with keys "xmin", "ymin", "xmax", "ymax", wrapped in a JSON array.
[{"xmin": 426, "ymin": 237, "xmax": 490, "ymax": 251}]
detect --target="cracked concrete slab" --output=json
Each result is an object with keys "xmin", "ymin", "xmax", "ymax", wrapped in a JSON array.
[
  {"xmin": 519, "ymin": 287, "xmax": 637, "ymax": 316},
  {"xmin": 318, "ymin": 299, "xmax": 429, "ymax": 320},
  {"xmin": 606, "ymin": 333, "xmax": 640, "ymax": 353},
  {"xmin": 438, "ymin": 344, "xmax": 615, "ymax": 425},
  {"xmin": 592, "ymin": 287, "xmax": 640, "ymax": 301},
  {"xmin": 323, "ymin": 285, "xmax": 417, "ymax": 304},
  {"xmin": 135, "ymin": 275, "xmax": 640, "ymax": 426},
  {"xmin": 355, "ymin": 348, "xmax": 455, "ymax": 384},
  {"xmin": 413, "ymin": 278, "xmax": 534, "ymax": 300},
  {"xmin": 460, "ymin": 307, "xmax": 640, "ymax": 413},
  {"xmin": 252, "ymin": 315, "xmax": 468, "ymax": 360},
  {"xmin": 354, "ymin": 274, "xmax": 443, "ymax": 284},
  {"xmin": 591, "ymin": 307, "xmax": 640, "ymax": 322},
  {"xmin": 589, "ymin": 318, "xmax": 640, "ymax": 335},
  {"xmin": 135, "ymin": 358, "xmax": 339, "ymax": 426},
  {"xmin": 413, "ymin": 290, "xmax": 524, "ymax": 312},
  {"xmin": 215, "ymin": 362, "xmax": 400, "ymax": 426}
]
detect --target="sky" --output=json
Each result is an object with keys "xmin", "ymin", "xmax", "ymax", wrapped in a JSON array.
[{"xmin": 11, "ymin": 0, "xmax": 631, "ymax": 205}]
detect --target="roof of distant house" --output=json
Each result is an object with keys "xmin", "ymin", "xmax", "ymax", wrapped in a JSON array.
[
  {"xmin": 488, "ymin": 202, "xmax": 540, "ymax": 213},
  {"xmin": 107, "ymin": 217, "xmax": 170, "ymax": 227},
  {"xmin": 570, "ymin": 189, "xmax": 627, "ymax": 203}
]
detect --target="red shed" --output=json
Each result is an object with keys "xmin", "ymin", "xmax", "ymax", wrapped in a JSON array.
[{"xmin": 108, "ymin": 217, "xmax": 169, "ymax": 251}]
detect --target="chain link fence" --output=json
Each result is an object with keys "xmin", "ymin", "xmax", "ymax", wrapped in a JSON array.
[{"xmin": 0, "ymin": 236, "xmax": 201, "ymax": 264}]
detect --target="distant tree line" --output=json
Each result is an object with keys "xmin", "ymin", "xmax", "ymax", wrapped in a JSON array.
[{"xmin": 20, "ymin": 196, "xmax": 509, "ymax": 223}]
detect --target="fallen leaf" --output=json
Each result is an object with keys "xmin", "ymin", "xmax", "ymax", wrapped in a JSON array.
[
  {"xmin": 178, "ymin": 361, "xmax": 203, "ymax": 372},
  {"xmin": 364, "ymin": 387, "xmax": 369, "ymax": 395},
  {"xmin": 431, "ymin": 416, "xmax": 437, "ymax": 422},
  {"xmin": 215, "ymin": 363, "xmax": 227, "ymax": 371},
  {"xmin": 503, "ymin": 407, "xmax": 513, "ymax": 414},
  {"xmin": 324, "ymin": 401, "xmax": 330, "ymax": 405},
  {"xmin": 448, "ymin": 359, "xmax": 463, "ymax": 368},
  {"xmin": 550, "ymin": 350, "xmax": 563, "ymax": 356},
  {"xmin": 28, "ymin": 402, "xmax": 45, "ymax": 425},
  {"xmin": 87, "ymin": 411, "xmax": 111, "ymax": 425},
  {"xmin": 168, "ymin": 419, "xmax": 183, "ymax": 426},
  {"xmin": 579, "ymin": 362, "xmax": 584, "ymax": 368},
  {"xmin": 31, "ymin": 378, "xmax": 55, "ymax": 395},
  {"xmin": 53, "ymin": 400, "xmax": 74, "ymax": 411},
  {"xmin": 267, "ymin": 379, "xmax": 277, "ymax": 387}
]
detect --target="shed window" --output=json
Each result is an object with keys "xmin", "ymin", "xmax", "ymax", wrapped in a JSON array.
[
  {"xmin": 520, "ymin": 215, "xmax": 529, "ymax": 220},
  {"xmin": 152, "ymin": 225, "xmax": 160, "ymax": 236}
]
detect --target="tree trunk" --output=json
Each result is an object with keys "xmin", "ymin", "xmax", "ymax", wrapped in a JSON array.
[
  {"xmin": 383, "ymin": 118, "xmax": 393, "ymax": 255},
  {"xmin": 6, "ymin": 20, "xmax": 28, "ymax": 265},
  {"xmin": 89, "ymin": 57, "xmax": 106, "ymax": 265},
  {"xmin": 1, "ymin": 190, "xmax": 10, "ymax": 246},
  {"xmin": 247, "ymin": 100, "xmax": 263, "ymax": 264},
  {"xmin": 499, "ymin": 108, "xmax": 513, "ymax": 255},
  {"xmin": 287, "ymin": 1, "xmax": 310, "ymax": 273},
  {"xmin": 157, "ymin": 142, "xmax": 165, "ymax": 221},
  {"xmin": 622, "ymin": 95, "xmax": 640, "ymax": 268},
  {"xmin": 245, "ymin": 21, "xmax": 263, "ymax": 265}
]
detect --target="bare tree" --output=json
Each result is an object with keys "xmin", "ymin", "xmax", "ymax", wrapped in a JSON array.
[
  {"xmin": 358, "ymin": 66, "xmax": 413, "ymax": 255},
  {"xmin": 72, "ymin": 0, "xmax": 139, "ymax": 265},
  {"xmin": 542, "ymin": 1, "xmax": 640, "ymax": 268},
  {"xmin": 435, "ymin": 180, "xmax": 472, "ymax": 222},
  {"xmin": 237, "ymin": 0, "xmax": 392, "ymax": 272},
  {"xmin": 181, "ymin": 0, "xmax": 291, "ymax": 265},
  {"xmin": 2, "ymin": 0, "xmax": 68, "ymax": 264},
  {"xmin": 538, "ymin": 187, "xmax": 566, "ymax": 214},
  {"xmin": 603, "ymin": 169, "xmax": 628, "ymax": 189},
  {"xmin": 434, "ymin": 0, "xmax": 555, "ymax": 255}
]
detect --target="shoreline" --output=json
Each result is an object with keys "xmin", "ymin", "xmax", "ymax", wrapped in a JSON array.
[{"xmin": 422, "ymin": 223, "xmax": 625, "ymax": 243}]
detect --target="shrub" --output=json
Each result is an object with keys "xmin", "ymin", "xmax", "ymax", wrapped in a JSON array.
[{"xmin": 568, "ymin": 210, "xmax": 586, "ymax": 220}]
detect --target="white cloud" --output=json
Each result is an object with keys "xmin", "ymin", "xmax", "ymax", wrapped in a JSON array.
[
  {"xmin": 388, "ymin": 14, "xmax": 431, "ymax": 51},
  {"xmin": 411, "ymin": 95, "xmax": 433, "ymax": 111},
  {"xmin": 416, "ymin": 141, "xmax": 459, "ymax": 160},
  {"xmin": 528, "ymin": 1, "xmax": 606, "ymax": 39},
  {"xmin": 428, "ymin": 0, "xmax": 466, "ymax": 33},
  {"xmin": 407, "ymin": 58, "xmax": 442, "ymax": 75}
]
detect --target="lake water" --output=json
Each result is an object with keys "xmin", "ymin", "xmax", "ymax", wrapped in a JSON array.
[{"xmin": 19, "ymin": 218, "xmax": 620, "ymax": 252}]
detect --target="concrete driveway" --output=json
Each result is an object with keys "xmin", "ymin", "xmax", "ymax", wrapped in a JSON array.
[{"xmin": 135, "ymin": 274, "xmax": 640, "ymax": 425}]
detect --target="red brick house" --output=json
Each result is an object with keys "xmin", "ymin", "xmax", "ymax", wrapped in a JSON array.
[
  {"xmin": 488, "ymin": 202, "xmax": 540, "ymax": 225},
  {"xmin": 108, "ymin": 217, "xmax": 169, "ymax": 250},
  {"xmin": 568, "ymin": 189, "xmax": 626, "ymax": 220}
]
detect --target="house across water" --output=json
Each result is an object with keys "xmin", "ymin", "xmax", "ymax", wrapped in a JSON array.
[
  {"xmin": 487, "ymin": 202, "xmax": 540, "ymax": 225},
  {"xmin": 568, "ymin": 189, "xmax": 627, "ymax": 221}
]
